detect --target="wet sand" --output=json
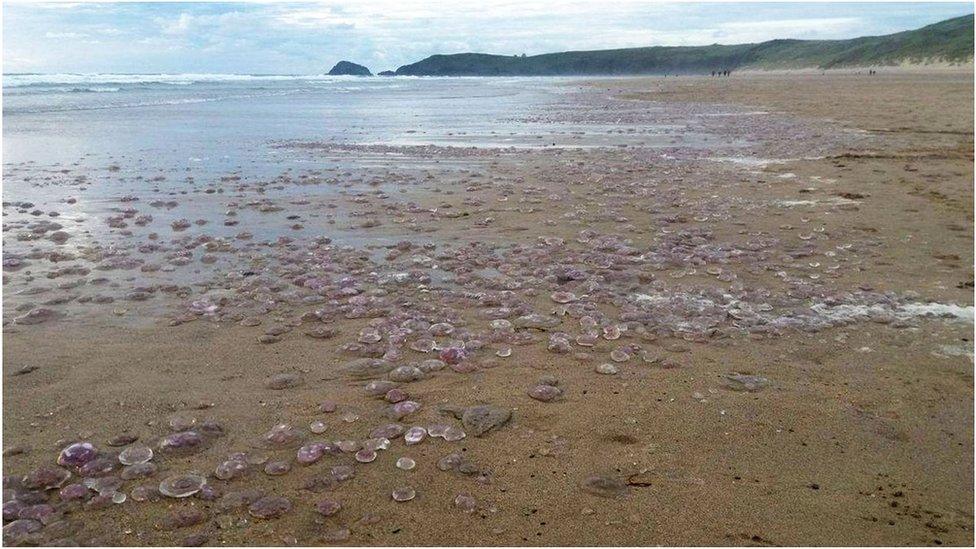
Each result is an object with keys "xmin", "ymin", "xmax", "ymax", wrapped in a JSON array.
[{"xmin": 3, "ymin": 71, "xmax": 973, "ymax": 546}]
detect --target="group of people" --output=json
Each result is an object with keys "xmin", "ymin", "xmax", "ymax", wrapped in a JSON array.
[{"xmin": 711, "ymin": 70, "xmax": 732, "ymax": 76}]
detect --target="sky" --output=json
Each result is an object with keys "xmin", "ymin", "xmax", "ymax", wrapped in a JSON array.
[{"xmin": 3, "ymin": 1, "xmax": 974, "ymax": 74}]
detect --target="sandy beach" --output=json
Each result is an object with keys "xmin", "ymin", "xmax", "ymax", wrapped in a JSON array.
[{"xmin": 3, "ymin": 70, "xmax": 973, "ymax": 546}]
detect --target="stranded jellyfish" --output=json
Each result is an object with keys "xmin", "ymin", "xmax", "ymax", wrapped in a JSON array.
[
  {"xmin": 580, "ymin": 474, "xmax": 629, "ymax": 498},
  {"xmin": 443, "ymin": 427, "xmax": 466, "ymax": 442},
  {"xmin": 159, "ymin": 431, "xmax": 206, "ymax": 455},
  {"xmin": 120, "ymin": 463, "xmax": 158, "ymax": 480},
  {"xmin": 248, "ymin": 496, "xmax": 292, "ymax": 519},
  {"xmin": 370, "ymin": 423, "xmax": 405, "ymax": 439},
  {"xmin": 57, "ymin": 442, "xmax": 98, "ymax": 469},
  {"xmin": 396, "ymin": 457, "xmax": 416, "ymax": 471},
  {"xmin": 438, "ymin": 347, "xmax": 466, "ymax": 365},
  {"xmin": 158, "ymin": 474, "xmax": 206, "ymax": 498},
  {"xmin": 214, "ymin": 458, "xmax": 248, "ymax": 481},
  {"xmin": 296, "ymin": 443, "xmax": 326, "ymax": 465},
  {"xmin": 24, "ymin": 466, "xmax": 71, "ymax": 491},
  {"xmin": 404, "ymin": 427, "xmax": 427, "ymax": 445},
  {"xmin": 527, "ymin": 384, "xmax": 563, "ymax": 402},
  {"xmin": 58, "ymin": 483, "xmax": 88, "ymax": 502},
  {"xmin": 550, "ymin": 291, "xmax": 578, "ymax": 304},
  {"xmin": 330, "ymin": 465, "xmax": 355, "ymax": 482},
  {"xmin": 391, "ymin": 486, "xmax": 416, "ymax": 502},
  {"xmin": 391, "ymin": 400, "xmax": 421, "ymax": 420},
  {"xmin": 454, "ymin": 493, "xmax": 478, "ymax": 513},
  {"xmin": 363, "ymin": 438, "xmax": 390, "ymax": 452},
  {"xmin": 118, "ymin": 445, "xmax": 153, "ymax": 465},
  {"xmin": 263, "ymin": 461, "xmax": 291, "ymax": 476},
  {"xmin": 257, "ymin": 424, "xmax": 304, "ymax": 449},
  {"xmin": 427, "ymin": 424, "xmax": 450, "ymax": 438},
  {"xmin": 437, "ymin": 453, "xmax": 462, "ymax": 472},
  {"xmin": 315, "ymin": 498, "xmax": 341, "ymax": 517},
  {"xmin": 354, "ymin": 449, "xmax": 377, "ymax": 463}
]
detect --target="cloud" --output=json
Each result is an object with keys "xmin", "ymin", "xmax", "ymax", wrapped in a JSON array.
[{"xmin": 3, "ymin": 1, "xmax": 973, "ymax": 74}]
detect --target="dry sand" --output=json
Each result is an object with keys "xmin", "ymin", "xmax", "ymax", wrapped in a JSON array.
[{"xmin": 3, "ymin": 71, "xmax": 973, "ymax": 546}]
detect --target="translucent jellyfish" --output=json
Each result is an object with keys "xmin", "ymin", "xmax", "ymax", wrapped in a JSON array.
[
  {"xmin": 496, "ymin": 347, "xmax": 512, "ymax": 357},
  {"xmin": 330, "ymin": 465, "xmax": 355, "ymax": 482},
  {"xmin": 79, "ymin": 456, "xmax": 117, "ymax": 477},
  {"xmin": 120, "ymin": 463, "xmax": 158, "ymax": 480},
  {"xmin": 404, "ymin": 426, "xmax": 427, "ymax": 445},
  {"xmin": 315, "ymin": 498, "xmax": 342, "ymax": 517},
  {"xmin": 17, "ymin": 503, "xmax": 56, "ymax": 522},
  {"xmin": 365, "ymin": 380, "xmax": 398, "ymax": 396},
  {"xmin": 391, "ymin": 400, "xmax": 421, "ymax": 420},
  {"xmin": 389, "ymin": 366, "xmax": 424, "ymax": 383},
  {"xmin": 610, "ymin": 348, "xmax": 631, "ymax": 362},
  {"xmin": 23, "ymin": 466, "xmax": 71, "ymax": 490},
  {"xmin": 167, "ymin": 414, "xmax": 197, "ymax": 432},
  {"xmin": 318, "ymin": 400, "xmax": 338, "ymax": 413},
  {"xmin": 337, "ymin": 440, "xmax": 361, "ymax": 453},
  {"xmin": 547, "ymin": 336, "xmax": 571, "ymax": 354},
  {"xmin": 722, "ymin": 374, "xmax": 769, "ymax": 392},
  {"xmin": 198, "ymin": 418, "xmax": 225, "ymax": 438},
  {"xmin": 409, "ymin": 339, "xmax": 436, "ymax": 353},
  {"xmin": 527, "ymin": 384, "xmax": 563, "ymax": 402},
  {"xmin": 602, "ymin": 325, "xmax": 622, "ymax": 340},
  {"xmin": 370, "ymin": 423, "xmax": 406, "ymax": 439},
  {"xmin": 363, "ymin": 438, "xmax": 390, "ymax": 452},
  {"xmin": 443, "ymin": 427, "xmax": 466, "ymax": 442},
  {"xmin": 118, "ymin": 445, "xmax": 153, "ymax": 465},
  {"xmin": 418, "ymin": 359, "xmax": 447, "ymax": 372},
  {"xmin": 429, "ymin": 322, "xmax": 454, "ymax": 336},
  {"xmin": 438, "ymin": 347, "xmax": 467, "ymax": 365},
  {"xmin": 247, "ymin": 496, "xmax": 291, "ymax": 519},
  {"xmin": 550, "ymin": 292, "xmax": 578, "ymax": 304},
  {"xmin": 391, "ymin": 486, "xmax": 416, "ymax": 502},
  {"xmin": 454, "ymin": 493, "xmax": 478, "ymax": 513},
  {"xmin": 576, "ymin": 333, "xmax": 599, "ymax": 347},
  {"xmin": 57, "ymin": 442, "xmax": 98, "ymax": 468},
  {"xmin": 158, "ymin": 474, "xmax": 206, "ymax": 498},
  {"xmin": 396, "ymin": 457, "xmax": 416, "ymax": 471},
  {"xmin": 58, "ymin": 483, "xmax": 88, "ymax": 502},
  {"xmin": 595, "ymin": 363, "xmax": 619, "ymax": 375},
  {"xmin": 84, "ymin": 476, "xmax": 123, "ymax": 496},
  {"xmin": 257, "ymin": 424, "xmax": 304, "ymax": 449},
  {"xmin": 358, "ymin": 328, "xmax": 382, "ymax": 344},
  {"xmin": 427, "ymin": 424, "xmax": 451, "ymax": 438},
  {"xmin": 264, "ymin": 373, "xmax": 303, "ymax": 390},
  {"xmin": 309, "ymin": 420, "xmax": 328, "ymax": 434},
  {"xmin": 385, "ymin": 388, "xmax": 408, "ymax": 403},
  {"xmin": 296, "ymin": 443, "xmax": 326, "ymax": 465},
  {"xmin": 355, "ymin": 449, "xmax": 377, "ymax": 463},
  {"xmin": 580, "ymin": 474, "xmax": 629, "ymax": 498},
  {"xmin": 111, "ymin": 492, "xmax": 127, "ymax": 504},
  {"xmin": 214, "ymin": 458, "xmax": 248, "ymax": 481},
  {"xmin": 130, "ymin": 484, "xmax": 162, "ymax": 503},
  {"xmin": 159, "ymin": 431, "xmax": 206, "ymax": 455},
  {"xmin": 264, "ymin": 461, "xmax": 291, "ymax": 476}
]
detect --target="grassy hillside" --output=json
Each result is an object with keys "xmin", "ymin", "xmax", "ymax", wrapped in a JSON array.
[{"xmin": 394, "ymin": 14, "xmax": 974, "ymax": 76}]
